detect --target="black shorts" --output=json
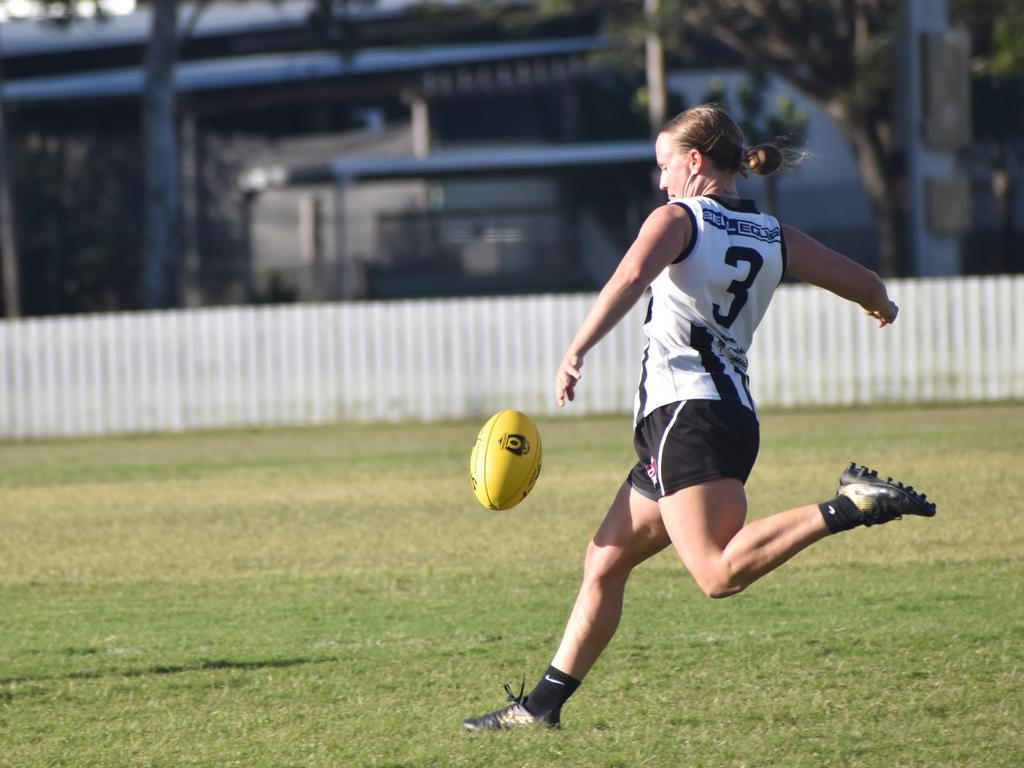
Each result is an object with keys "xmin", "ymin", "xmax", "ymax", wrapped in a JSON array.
[{"xmin": 627, "ymin": 399, "xmax": 760, "ymax": 501}]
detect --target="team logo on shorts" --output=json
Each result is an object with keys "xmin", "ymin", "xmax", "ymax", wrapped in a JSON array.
[
  {"xmin": 499, "ymin": 433, "xmax": 531, "ymax": 456},
  {"xmin": 645, "ymin": 456, "xmax": 658, "ymax": 482}
]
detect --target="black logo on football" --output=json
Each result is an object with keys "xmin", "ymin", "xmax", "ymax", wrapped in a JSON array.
[{"xmin": 499, "ymin": 433, "xmax": 530, "ymax": 456}]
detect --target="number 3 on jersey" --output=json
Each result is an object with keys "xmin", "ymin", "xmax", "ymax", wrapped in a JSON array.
[{"xmin": 712, "ymin": 246, "xmax": 764, "ymax": 329}]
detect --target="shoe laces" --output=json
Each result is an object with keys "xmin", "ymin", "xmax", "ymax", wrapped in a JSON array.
[{"xmin": 502, "ymin": 676, "xmax": 526, "ymax": 706}]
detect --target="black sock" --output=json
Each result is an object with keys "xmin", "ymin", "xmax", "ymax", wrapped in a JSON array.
[
  {"xmin": 523, "ymin": 665, "xmax": 581, "ymax": 716},
  {"xmin": 819, "ymin": 494, "xmax": 863, "ymax": 533}
]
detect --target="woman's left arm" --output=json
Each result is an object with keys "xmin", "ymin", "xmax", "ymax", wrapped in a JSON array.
[{"xmin": 555, "ymin": 204, "xmax": 693, "ymax": 406}]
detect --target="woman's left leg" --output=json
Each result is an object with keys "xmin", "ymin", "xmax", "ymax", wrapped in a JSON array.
[{"xmin": 658, "ymin": 478, "xmax": 830, "ymax": 598}]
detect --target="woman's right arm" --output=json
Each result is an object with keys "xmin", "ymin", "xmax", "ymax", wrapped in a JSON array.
[
  {"xmin": 782, "ymin": 224, "xmax": 899, "ymax": 327},
  {"xmin": 554, "ymin": 204, "xmax": 692, "ymax": 406}
]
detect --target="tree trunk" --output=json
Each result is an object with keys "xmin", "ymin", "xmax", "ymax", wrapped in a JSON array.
[
  {"xmin": 864, "ymin": 172, "xmax": 906, "ymax": 278},
  {"xmin": 991, "ymin": 148, "xmax": 1014, "ymax": 274},
  {"xmin": 141, "ymin": 0, "xmax": 180, "ymax": 309},
  {"xmin": 825, "ymin": 102, "xmax": 906, "ymax": 276},
  {"xmin": 0, "ymin": 52, "xmax": 21, "ymax": 318}
]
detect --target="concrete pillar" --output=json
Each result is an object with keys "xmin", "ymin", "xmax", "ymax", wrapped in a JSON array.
[
  {"xmin": 404, "ymin": 90, "xmax": 431, "ymax": 158},
  {"xmin": 900, "ymin": 0, "xmax": 971, "ymax": 276}
]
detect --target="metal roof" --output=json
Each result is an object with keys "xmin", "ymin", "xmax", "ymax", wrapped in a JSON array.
[
  {"xmin": 240, "ymin": 140, "xmax": 654, "ymax": 191},
  {"xmin": 2, "ymin": 36, "xmax": 604, "ymax": 103}
]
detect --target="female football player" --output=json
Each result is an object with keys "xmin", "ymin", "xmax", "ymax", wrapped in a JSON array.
[{"xmin": 462, "ymin": 103, "xmax": 936, "ymax": 731}]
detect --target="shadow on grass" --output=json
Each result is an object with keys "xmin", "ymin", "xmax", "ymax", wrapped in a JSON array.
[{"xmin": 0, "ymin": 655, "xmax": 339, "ymax": 690}]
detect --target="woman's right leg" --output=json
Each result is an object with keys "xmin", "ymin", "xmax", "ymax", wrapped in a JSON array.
[
  {"xmin": 461, "ymin": 481, "xmax": 670, "ymax": 730},
  {"xmin": 551, "ymin": 481, "xmax": 672, "ymax": 680}
]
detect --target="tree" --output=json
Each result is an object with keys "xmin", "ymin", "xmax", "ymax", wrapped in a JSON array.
[
  {"xmin": 661, "ymin": 0, "xmax": 909, "ymax": 275},
  {"xmin": 479, "ymin": 0, "xmax": 910, "ymax": 273},
  {"xmin": 499, "ymin": 1, "xmax": 1024, "ymax": 276},
  {"xmin": 1, "ymin": 0, "xmax": 212, "ymax": 312},
  {"xmin": 138, "ymin": 0, "xmax": 213, "ymax": 308},
  {"xmin": 140, "ymin": 0, "xmax": 179, "ymax": 309},
  {"xmin": 702, "ymin": 70, "xmax": 809, "ymax": 217}
]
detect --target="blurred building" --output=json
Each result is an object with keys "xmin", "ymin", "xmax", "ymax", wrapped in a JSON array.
[
  {"xmin": 1, "ymin": 1, "xmax": 654, "ymax": 310},
  {"xmin": 0, "ymin": 1, "xmax": 1016, "ymax": 314}
]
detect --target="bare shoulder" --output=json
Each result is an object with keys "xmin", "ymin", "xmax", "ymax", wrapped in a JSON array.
[
  {"xmin": 617, "ymin": 203, "xmax": 696, "ymax": 278},
  {"xmin": 649, "ymin": 201, "xmax": 693, "ymax": 225},
  {"xmin": 638, "ymin": 203, "xmax": 693, "ymax": 252}
]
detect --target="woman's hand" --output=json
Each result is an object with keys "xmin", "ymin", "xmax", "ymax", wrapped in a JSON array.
[
  {"xmin": 554, "ymin": 351, "xmax": 584, "ymax": 407},
  {"xmin": 864, "ymin": 299, "xmax": 899, "ymax": 328},
  {"xmin": 551, "ymin": 205, "xmax": 691, "ymax": 408}
]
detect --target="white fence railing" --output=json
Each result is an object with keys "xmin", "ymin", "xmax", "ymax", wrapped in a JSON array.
[{"xmin": 1, "ymin": 275, "xmax": 1022, "ymax": 439}]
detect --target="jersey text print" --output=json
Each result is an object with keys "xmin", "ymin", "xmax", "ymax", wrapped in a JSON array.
[{"xmin": 634, "ymin": 195, "xmax": 786, "ymax": 424}]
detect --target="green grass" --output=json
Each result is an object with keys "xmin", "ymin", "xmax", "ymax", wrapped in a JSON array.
[{"xmin": 1, "ymin": 403, "xmax": 1022, "ymax": 767}]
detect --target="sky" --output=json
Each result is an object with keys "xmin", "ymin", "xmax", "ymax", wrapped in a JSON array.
[{"xmin": 0, "ymin": 0, "xmax": 136, "ymax": 21}]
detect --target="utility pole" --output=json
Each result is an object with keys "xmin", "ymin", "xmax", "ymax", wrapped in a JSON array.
[
  {"xmin": 645, "ymin": 0, "xmax": 666, "ymax": 135},
  {"xmin": 900, "ymin": 0, "xmax": 971, "ymax": 276}
]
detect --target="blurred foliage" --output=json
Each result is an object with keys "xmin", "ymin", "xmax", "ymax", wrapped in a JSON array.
[
  {"xmin": 730, "ymin": 70, "xmax": 808, "ymax": 150},
  {"xmin": 951, "ymin": 0, "xmax": 1024, "ymax": 77},
  {"xmin": 308, "ymin": 0, "xmax": 377, "ymax": 55},
  {"xmin": 473, "ymin": 0, "xmax": 1024, "ymax": 275},
  {"xmin": 949, "ymin": 0, "xmax": 1024, "ymax": 160},
  {"xmin": 952, "ymin": 0, "xmax": 1024, "ymax": 273},
  {"xmin": 988, "ymin": 15, "xmax": 1024, "ymax": 76},
  {"xmin": 12, "ymin": 120, "xmax": 144, "ymax": 313}
]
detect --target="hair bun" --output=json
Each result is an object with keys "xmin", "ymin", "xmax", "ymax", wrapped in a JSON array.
[{"xmin": 744, "ymin": 145, "xmax": 784, "ymax": 176}]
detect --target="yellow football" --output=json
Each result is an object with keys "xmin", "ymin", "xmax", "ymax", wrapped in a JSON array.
[{"xmin": 469, "ymin": 409, "xmax": 542, "ymax": 510}]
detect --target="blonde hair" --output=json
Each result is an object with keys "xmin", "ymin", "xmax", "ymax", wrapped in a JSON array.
[{"xmin": 660, "ymin": 104, "xmax": 803, "ymax": 177}]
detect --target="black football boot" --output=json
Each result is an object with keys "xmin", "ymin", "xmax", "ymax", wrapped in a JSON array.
[
  {"xmin": 461, "ymin": 681, "xmax": 560, "ymax": 731},
  {"xmin": 836, "ymin": 463, "xmax": 937, "ymax": 525}
]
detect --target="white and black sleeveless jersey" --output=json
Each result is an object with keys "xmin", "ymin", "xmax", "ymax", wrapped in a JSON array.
[{"xmin": 633, "ymin": 195, "xmax": 786, "ymax": 425}]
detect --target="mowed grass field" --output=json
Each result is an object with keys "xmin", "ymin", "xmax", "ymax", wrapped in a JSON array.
[{"xmin": 1, "ymin": 403, "xmax": 1021, "ymax": 768}]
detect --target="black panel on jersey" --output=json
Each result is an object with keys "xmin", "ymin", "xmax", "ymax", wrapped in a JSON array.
[
  {"xmin": 707, "ymin": 195, "xmax": 760, "ymax": 214},
  {"xmin": 635, "ymin": 296, "xmax": 655, "ymax": 421},
  {"xmin": 779, "ymin": 229, "xmax": 789, "ymax": 282},
  {"xmin": 739, "ymin": 370, "xmax": 755, "ymax": 407},
  {"xmin": 673, "ymin": 203, "xmax": 700, "ymax": 264},
  {"xmin": 690, "ymin": 324, "xmax": 741, "ymax": 402}
]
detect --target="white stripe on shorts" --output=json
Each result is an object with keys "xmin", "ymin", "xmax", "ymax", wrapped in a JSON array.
[{"xmin": 656, "ymin": 400, "xmax": 688, "ymax": 495}]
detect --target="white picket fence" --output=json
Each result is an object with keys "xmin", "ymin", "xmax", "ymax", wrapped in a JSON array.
[{"xmin": 0, "ymin": 275, "xmax": 1022, "ymax": 439}]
